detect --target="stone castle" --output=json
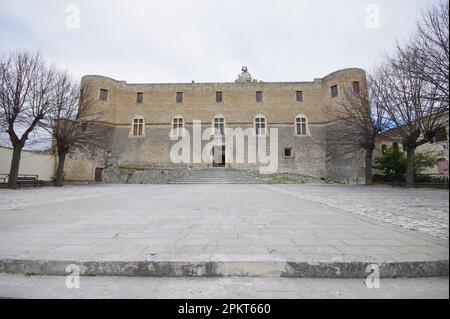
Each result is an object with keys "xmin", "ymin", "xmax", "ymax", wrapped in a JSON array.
[{"xmin": 64, "ymin": 67, "xmax": 367, "ymax": 183}]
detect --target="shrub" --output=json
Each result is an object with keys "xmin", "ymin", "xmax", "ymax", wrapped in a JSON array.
[
  {"xmin": 373, "ymin": 148, "xmax": 407, "ymax": 182},
  {"xmin": 415, "ymin": 152, "xmax": 438, "ymax": 175},
  {"xmin": 374, "ymin": 148, "xmax": 440, "ymax": 184},
  {"xmin": 415, "ymin": 174, "xmax": 433, "ymax": 183}
]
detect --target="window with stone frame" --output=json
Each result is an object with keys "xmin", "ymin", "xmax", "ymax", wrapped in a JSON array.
[
  {"xmin": 256, "ymin": 91, "xmax": 263, "ymax": 103},
  {"xmin": 216, "ymin": 91, "xmax": 223, "ymax": 103},
  {"xmin": 284, "ymin": 148, "xmax": 293, "ymax": 157},
  {"xmin": 136, "ymin": 92, "xmax": 144, "ymax": 104},
  {"xmin": 176, "ymin": 92, "xmax": 183, "ymax": 103},
  {"xmin": 132, "ymin": 117, "xmax": 144, "ymax": 136},
  {"xmin": 352, "ymin": 81, "xmax": 360, "ymax": 94},
  {"xmin": 213, "ymin": 116, "xmax": 225, "ymax": 135},
  {"xmin": 99, "ymin": 89, "xmax": 108, "ymax": 101},
  {"xmin": 296, "ymin": 90, "xmax": 303, "ymax": 102},
  {"xmin": 393, "ymin": 142, "xmax": 399, "ymax": 151},
  {"xmin": 331, "ymin": 85, "xmax": 338, "ymax": 98},
  {"xmin": 255, "ymin": 116, "xmax": 266, "ymax": 135},
  {"xmin": 295, "ymin": 116, "xmax": 308, "ymax": 136},
  {"xmin": 172, "ymin": 116, "xmax": 184, "ymax": 136}
]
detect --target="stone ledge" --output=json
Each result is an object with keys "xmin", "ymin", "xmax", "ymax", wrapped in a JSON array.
[{"xmin": 1, "ymin": 257, "xmax": 447, "ymax": 279}]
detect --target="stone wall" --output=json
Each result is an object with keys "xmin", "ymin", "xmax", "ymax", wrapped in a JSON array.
[
  {"xmin": 0, "ymin": 146, "xmax": 56, "ymax": 181},
  {"xmin": 103, "ymin": 165, "xmax": 190, "ymax": 184},
  {"xmin": 324, "ymin": 121, "xmax": 365, "ymax": 184}
]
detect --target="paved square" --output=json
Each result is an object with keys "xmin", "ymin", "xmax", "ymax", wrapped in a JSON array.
[{"xmin": 0, "ymin": 184, "xmax": 448, "ymax": 264}]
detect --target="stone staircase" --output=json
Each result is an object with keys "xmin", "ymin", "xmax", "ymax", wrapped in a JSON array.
[{"xmin": 171, "ymin": 168, "xmax": 260, "ymax": 184}]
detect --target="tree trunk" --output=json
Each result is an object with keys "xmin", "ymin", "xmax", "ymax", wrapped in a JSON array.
[
  {"xmin": 55, "ymin": 153, "xmax": 67, "ymax": 187},
  {"xmin": 7, "ymin": 146, "xmax": 23, "ymax": 189},
  {"xmin": 365, "ymin": 149, "xmax": 373, "ymax": 185},
  {"xmin": 405, "ymin": 147, "xmax": 416, "ymax": 188}
]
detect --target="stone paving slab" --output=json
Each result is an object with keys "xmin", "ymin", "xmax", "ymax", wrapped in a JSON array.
[
  {"xmin": 0, "ymin": 184, "xmax": 448, "ymax": 278},
  {"xmin": 0, "ymin": 274, "xmax": 448, "ymax": 299}
]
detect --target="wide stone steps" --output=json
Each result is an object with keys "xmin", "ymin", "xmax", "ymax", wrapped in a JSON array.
[{"xmin": 171, "ymin": 168, "xmax": 261, "ymax": 184}]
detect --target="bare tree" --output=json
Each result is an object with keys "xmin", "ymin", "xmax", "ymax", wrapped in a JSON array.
[
  {"xmin": 42, "ymin": 75, "xmax": 108, "ymax": 186},
  {"xmin": 374, "ymin": 45, "xmax": 448, "ymax": 188},
  {"xmin": 333, "ymin": 76, "xmax": 392, "ymax": 185},
  {"xmin": 0, "ymin": 51, "xmax": 57, "ymax": 189},
  {"xmin": 369, "ymin": 1, "xmax": 449, "ymax": 188}
]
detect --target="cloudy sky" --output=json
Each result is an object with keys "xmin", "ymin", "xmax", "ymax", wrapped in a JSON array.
[{"xmin": 0, "ymin": 0, "xmax": 443, "ymax": 84}]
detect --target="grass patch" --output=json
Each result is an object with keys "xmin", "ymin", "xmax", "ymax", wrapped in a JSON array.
[
  {"xmin": 119, "ymin": 165, "xmax": 138, "ymax": 171},
  {"xmin": 251, "ymin": 172, "xmax": 324, "ymax": 184},
  {"xmin": 320, "ymin": 178, "xmax": 343, "ymax": 184}
]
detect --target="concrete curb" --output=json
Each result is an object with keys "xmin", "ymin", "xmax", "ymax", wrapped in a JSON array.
[{"xmin": 0, "ymin": 258, "xmax": 448, "ymax": 278}]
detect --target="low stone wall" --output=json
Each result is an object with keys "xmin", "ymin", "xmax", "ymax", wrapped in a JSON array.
[{"xmin": 103, "ymin": 166, "xmax": 189, "ymax": 184}]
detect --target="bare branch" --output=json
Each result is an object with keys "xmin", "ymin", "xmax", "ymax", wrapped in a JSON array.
[{"xmin": 40, "ymin": 75, "xmax": 109, "ymax": 186}]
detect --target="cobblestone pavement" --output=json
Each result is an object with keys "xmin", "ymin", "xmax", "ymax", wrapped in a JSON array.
[
  {"xmin": 0, "ymin": 274, "xmax": 448, "ymax": 299},
  {"xmin": 0, "ymin": 184, "xmax": 447, "ymax": 263},
  {"xmin": 262, "ymin": 184, "xmax": 449, "ymax": 239}
]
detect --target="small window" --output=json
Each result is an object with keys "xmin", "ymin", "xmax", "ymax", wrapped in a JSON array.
[
  {"xmin": 176, "ymin": 92, "xmax": 183, "ymax": 103},
  {"xmin": 295, "ymin": 116, "xmax": 307, "ymax": 136},
  {"xmin": 255, "ymin": 116, "xmax": 266, "ymax": 136},
  {"xmin": 256, "ymin": 91, "xmax": 263, "ymax": 103},
  {"xmin": 352, "ymin": 81, "xmax": 360, "ymax": 94},
  {"xmin": 381, "ymin": 145, "xmax": 387, "ymax": 154},
  {"xmin": 284, "ymin": 148, "xmax": 293, "ymax": 157},
  {"xmin": 132, "ymin": 117, "xmax": 144, "ymax": 136},
  {"xmin": 216, "ymin": 91, "xmax": 223, "ymax": 103},
  {"xmin": 296, "ymin": 91, "xmax": 303, "ymax": 102},
  {"xmin": 81, "ymin": 122, "xmax": 88, "ymax": 132},
  {"xmin": 331, "ymin": 85, "xmax": 338, "ymax": 98},
  {"xmin": 393, "ymin": 142, "xmax": 399, "ymax": 151},
  {"xmin": 435, "ymin": 127, "xmax": 448, "ymax": 142},
  {"xmin": 99, "ymin": 89, "xmax": 108, "ymax": 101},
  {"xmin": 136, "ymin": 92, "xmax": 144, "ymax": 104}
]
